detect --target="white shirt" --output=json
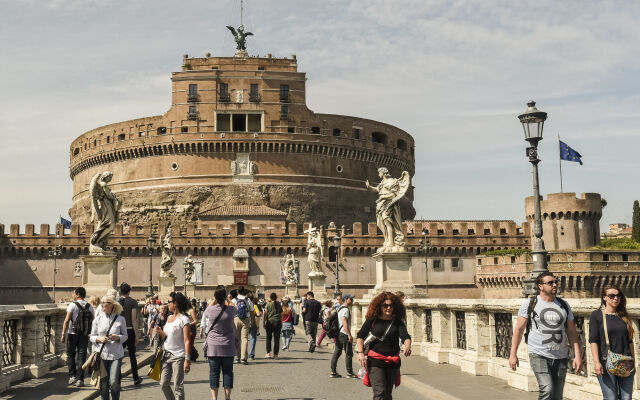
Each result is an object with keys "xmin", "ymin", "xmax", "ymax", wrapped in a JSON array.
[
  {"xmin": 338, "ymin": 306, "xmax": 351, "ymax": 335},
  {"xmin": 66, "ymin": 300, "xmax": 95, "ymax": 334},
  {"xmin": 89, "ymin": 312, "xmax": 128, "ymax": 360},
  {"xmin": 163, "ymin": 314, "xmax": 191, "ymax": 358}
]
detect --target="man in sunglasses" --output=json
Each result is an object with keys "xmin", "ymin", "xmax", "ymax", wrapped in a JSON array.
[{"xmin": 509, "ymin": 271, "xmax": 582, "ymax": 400}]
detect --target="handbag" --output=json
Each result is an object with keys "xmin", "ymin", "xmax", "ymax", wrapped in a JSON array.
[
  {"xmin": 202, "ymin": 305, "xmax": 227, "ymax": 356},
  {"xmin": 363, "ymin": 319, "xmax": 394, "ymax": 354},
  {"xmin": 82, "ymin": 314, "xmax": 117, "ymax": 387},
  {"xmin": 602, "ymin": 309, "xmax": 635, "ymax": 378},
  {"xmin": 147, "ymin": 345, "xmax": 164, "ymax": 381}
]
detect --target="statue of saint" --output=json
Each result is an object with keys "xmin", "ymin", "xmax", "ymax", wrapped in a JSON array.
[
  {"xmin": 365, "ymin": 168, "xmax": 410, "ymax": 253},
  {"xmin": 284, "ymin": 253, "xmax": 297, "ymax": 284},
  {"xmin": 89, "ymin": 171, "xmax": 121, "ymax": 254},
  {"xmin": 184, "ymin": 253, "xmax": 195, "ymax": 283},
  {"xmin": 226, "ymin": 25, "xmax": 253, "ymax": 52},
  {"xmin": 306, "ymin": 226, "xmax": 324, "ymax": 276},
  {"xmin": 160, "ymin": 228, "xmax": 176, "ymax": 278}
]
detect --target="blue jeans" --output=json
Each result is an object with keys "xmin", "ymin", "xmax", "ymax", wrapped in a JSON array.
[
  {"xmin": 208, "ymin": 356, "xmax": 234, "ymax": 388},
  {"xmin": 597, "ymin": 362, "xmax": 635, "ymax": 400},
  {"xmin": 529, "ymin": 353, "xmax": 567, "ymax": 400},
  {"xmin": 100, "ymin": 358, "xmax": 122, "ymax": 400},
  {"xmin": 248, "ymin": 326, "xmax": 257, "ymax": 359},
  {"xmin": 281, "ymin": 322, "xmax": 293, "ymax": 349}
]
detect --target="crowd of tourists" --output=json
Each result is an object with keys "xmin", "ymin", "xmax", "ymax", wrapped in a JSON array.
[{"xmin": 60, "ymin": 271, "xmax": 634, "ymax": 400}]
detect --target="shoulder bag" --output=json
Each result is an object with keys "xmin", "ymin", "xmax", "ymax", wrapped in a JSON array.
[
  {"xmin": 363, "ymin": 318, "xmax": 394, "ymax": 354},
  {"xmin": 602, "ymin": 309, "xmax": 635, "ymax": 377}
]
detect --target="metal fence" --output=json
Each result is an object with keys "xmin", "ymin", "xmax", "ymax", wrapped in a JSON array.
[
  {"xmin": 3, "ymin": 319, "xmax": 18, "ymax": 367},
  {"xmin": 424, "ymin": 309, "xmax": 433, "ymax": 342},
  {"xmin": 43, "ymin": 316, "xmax": 52, "ymax": 354},
  {"xmin": 494, "ymin": 313, "xmax": 512, "ymax": 358},
  {"xmin": 455, "ymin": 311, "xmax": 466, "ymax": 349}
]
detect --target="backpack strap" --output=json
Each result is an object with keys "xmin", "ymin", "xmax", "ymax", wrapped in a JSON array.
[
  {"xmin": 524, "ymin": 296, "xmax": 537, "ymax": 344},
  {"xmin": 555, "ymin": 297, "xmax": 570, "ymax": 328},
  {"xmin": 204, "ymin": 305, "xmax": 227, "ymax": 338}
]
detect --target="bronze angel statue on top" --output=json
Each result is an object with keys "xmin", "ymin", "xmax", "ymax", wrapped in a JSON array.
[
  {"xmin": 365, "ymin": 168, "xmax": 411, "ymax": 253},
  {"xmin": 227, "ymin": 25, "xmax": 253, "ymax": 52}
]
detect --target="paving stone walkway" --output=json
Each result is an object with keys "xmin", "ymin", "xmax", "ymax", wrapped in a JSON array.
[{"xmin": 1, "ymin": 328, "xmax": 539, "ymax": 400}]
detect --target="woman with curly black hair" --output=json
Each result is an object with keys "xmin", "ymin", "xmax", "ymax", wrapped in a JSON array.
[
  {"xmin": 356, "ymin": 292, "xmax": 411, "ymax": 400},
  {"xmin": 154, "ymin": 292, "xmax": 192, "ymax": 400}
]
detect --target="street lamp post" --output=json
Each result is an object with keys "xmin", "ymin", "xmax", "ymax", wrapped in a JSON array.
[
  {"xmin": 333, "ymin": 234, "xmax": 342, "ymax": 297},
  {"xmin": 147, "ymin": 235, "xmax": 156, "ymax": 296},
  {"xmin": 48, "ymin": 239, "xmax": 62, "ymax": 303},
  {"xmin": 418, "ymin": 228, "xmax": 432, "ymax": 297},
  {"xmin": 518, "ymin": 100, "xmax": 549, "ymax": 297}
]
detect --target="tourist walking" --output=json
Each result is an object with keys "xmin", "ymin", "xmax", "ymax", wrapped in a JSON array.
[
  {"xmin": 203, "ymin": 287, "xmax": 237, "ymax": 400},
  {"xmin": 316, "ymin": 300, "xmax": 334, "ymax": 347},
  {"xmin": 589, "ymin": 284, "xmax": 635, "ymax": 400},
  {"xmin": 330, "ymin": 293, "xmax": 356, "ymax": 378},
  {"xmin": 247, "ymin": 292, "xmax": 262, "ymax": 360},
  {"xmin": 155, "ymin": 292, "xmax": 192, "ymax": 400},
  {"xmin": 232, "ymin": 286, "xmax": 253, "ymax": 364},
  {"xmin": 509, "ymin": 272, "xmax": 582, "ymax": 400},
  {"xmin": 189, "ymin": 298, "xmax": 200, "ymax": 361},
  {"xmin": 302, "ymin": 291, "xmax": 322, "ymax": 352},
  {"xmin": 149, "ymin": 304, "xmax": 169, "ymax": 362},
  {"xmin": 356, "ymin": 292, "xmax": 412, "ymax": 400},
  {"xmin": 90, "ymin": 295, "xmax": 127, "ymax": 400},
  {"xmin": 281, "ymin": 300, "xmax": 294, "ymax": 351},
  {"xmin": 264, "ymin": 292, "xmax": 283, "ymax": 358},
  {"xmin": 118, "ymin": 282, "xmax": 142, "ymax": 385},
  {"xmin": 61, "ymin": 287, "xmax": 94, "ymax": 387}
]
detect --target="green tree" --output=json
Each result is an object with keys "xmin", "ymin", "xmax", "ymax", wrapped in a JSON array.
[{"xmin": 633, "ymin": 200, "xmax": 640, "ymax": 242}]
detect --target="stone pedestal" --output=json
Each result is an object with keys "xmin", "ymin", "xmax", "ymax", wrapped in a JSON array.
[
  {"xmin": 81, "ymin": 254, "xmax": 118, "ymax": 298},
  {"xmin": 308, "ymin": 274, "xmax": 328, "ymax": 299},
  {"xmin": 184, "ymin": 284, "xmax": 196, "ymax": 299},
  {"xmin": 284, "ymin": 282, "xmax": 299, "ymax": 299},
  {"xmin": 158, "ymin": 276, "xmax": 176, "ymax": 301},
  {"xmin": 364, "ymin": 252, "xmax": 427, "ymax": 299}
]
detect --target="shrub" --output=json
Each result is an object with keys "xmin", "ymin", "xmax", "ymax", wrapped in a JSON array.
[
  {"xmin": 596, "ymin": 238, "xmax": 640, "ymax": 250},
  {"xmin": 479, "ymin": 248, "xmax": 532, "ymax": 257}
]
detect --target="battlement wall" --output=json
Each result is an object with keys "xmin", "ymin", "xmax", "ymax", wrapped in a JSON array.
[{"xmin": 525, "ymin": 192, "xmax": 602, "ymax": 220}]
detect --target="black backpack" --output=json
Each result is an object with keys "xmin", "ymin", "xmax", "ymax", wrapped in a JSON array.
[
  {"xmin": 71, "ymin": 302, "xmax": 94, "ymax": 336},
  {"xmin": 524, "ymin": 295, "xmax": 569, "ymax": 344},
  {"xmin": 326, "ymin": 306, "xmax": 345, "ymax": 339}
]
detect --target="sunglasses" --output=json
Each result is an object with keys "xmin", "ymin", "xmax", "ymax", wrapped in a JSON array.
[
  {"xmin": 606, "ymin": 294, "xmax": 622, "ymax": 299},
  {"xmin": 167, "ymin": 300, "xmax": 175, "ymax": 304},
  {"xmin": 542, "ymin": 280, "xmax": 558, "ymax": 286},
  {"xmin": 381, "ymin": 304, "xmax": 393, "ymax": 309}
]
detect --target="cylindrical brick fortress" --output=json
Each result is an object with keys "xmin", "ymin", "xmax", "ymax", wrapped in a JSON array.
[{"xmin": 69, "ymin": 54, "xmax": 416, "ymax": 226}]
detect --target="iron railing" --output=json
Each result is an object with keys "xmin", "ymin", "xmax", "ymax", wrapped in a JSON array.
[
  {"xmin": 424, "ymin": 309, "xmax": 432, "ymax": 342},
  {"xmin": 455, "ymin": 311, "xmax": 466, "ymax": 349},
  {"xmin": 219, "ymin": 93, "xmax": 230, "ymax": 102},
  {"xmin": 43, "ymin": 316, "xmax": 52, "ymax": 354},
  {"xmin": 3, "ymin": 320, "xmax": 18, "ymax": 367},
  {"xmin": 494, "ymin": 313, "xmax": 512, "ymax": 358}
]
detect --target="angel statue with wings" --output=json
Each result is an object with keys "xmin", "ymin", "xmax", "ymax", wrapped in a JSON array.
[
  {"xmin": 89, "ymin": 171, "xmax": 121, "ymax": 254},
  {"xmin": 365, "ymin": 168, "xmax": 410, "ymax": 253},
  {"xmin": 226, "ymin": 25, "xmax": 253, "ymax": 52},
  {"xmin": 306, "ymin": 225, "xmax": 324, "ymax": 276},
  {"xmin": 160, "ymin": 228, "xmax": 176, "ymax": 278}
]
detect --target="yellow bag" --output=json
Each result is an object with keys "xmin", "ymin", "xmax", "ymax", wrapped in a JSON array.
[{"xmin": 147, "ymin": 347, "xmax": 164, "ymax": 381}]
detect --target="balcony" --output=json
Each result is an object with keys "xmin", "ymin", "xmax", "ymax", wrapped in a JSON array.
[
  {"xmin": 280, "ymin": 112, "xmax": 288, "ymax": 120},
  {"xmin": 187, "ymin": 111, "xmax": 199, "ymax": 121},
  {"xmin": 187, "ymin": 93, "xmax": 199, "ymax": 102},
  {"xmin": 249, "ymin": 93, "xmax": 261, "ymax": 103},
  {"xmin": 219, "ymin": 93, "xmax": 230, "ymax": 103},
  {"xmin": 279, "ymin": 94, "xmax": 290, "ymax": 103}
]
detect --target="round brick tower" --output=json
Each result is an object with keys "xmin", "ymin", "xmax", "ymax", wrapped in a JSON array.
[
  {"xmin": 69, "ymin": 53, "xmax": 416, "ymax": 227},
  {"xmin": 525, "ymin": 192, "xmax": 602, "ymax": 250}
]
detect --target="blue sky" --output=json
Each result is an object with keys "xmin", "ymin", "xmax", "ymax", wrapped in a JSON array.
[{"xmin": 1, "ymin": 0, "xmax": 639, "ymax": 231}]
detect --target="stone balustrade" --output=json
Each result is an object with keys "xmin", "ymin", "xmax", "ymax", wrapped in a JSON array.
[
  {"xmin": 0, "ymin": 302, "xmax": 146, "ymax": 393},
  {"xmin": 0, "ymin": 304, "xmax": 66, "ymax": 392},
  {"xmin": 353, "ymin": 297, "xmax": 640, "ymax": 400}
]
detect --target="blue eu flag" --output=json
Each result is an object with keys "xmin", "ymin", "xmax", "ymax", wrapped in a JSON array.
[
  {"xmin": 60, "ymin": 217, "xmax": 72, "ymax": 229},
  {"xmin": 559, "ymin": 141, "xmax": 583, "ymax": 165}
]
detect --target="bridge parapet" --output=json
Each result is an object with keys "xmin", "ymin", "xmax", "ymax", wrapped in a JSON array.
[{"xmin": 353, "ymin": 297, "xmax": 640, "ymax": 400}]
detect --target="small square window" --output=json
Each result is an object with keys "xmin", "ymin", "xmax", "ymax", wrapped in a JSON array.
[
  {"xmin": 468, "ymin": 229, "xmax": 475, "ymax": 235},
  {"xmin": 511, "ymin": 256, "xmax": 516, "ymax": 263},
  {"xmin": 157, "ymin": 127, "xmax": 167, "ymax": 135},
  {"xmin": 623, "ymin": 254, "xmax": 629, "ymax": 262},
  {"xmin": 311, "ymin": 127, "xmax": 321, "ymax": 134},
  {"xmin": 452, "ymin": 258, "xmax": 460, "ymax": 269},
  {"xmin": 287, "ymin": 127, "xmax": 295, "ymax": 133},
  {"xmin": 500, "ymin": 228, "xmax": 507, "ymax": 235},
  {"xmin": 453, "ymin": 229, "xmax": 460, "ymax": 235},
  {"xmin": 484, "ymin": 229, "xmax": 491, "ymax": 235},
  {"xmin": 477, "ymin": 258, "xmax": 482, "ymax": 266},
  {"xmin": 437, "ymin": 229, "xmax": 444, "ymax": 235},
  {"xmin": 603, "ymin": 254, "xmax": 609, "ymax": 262},
  {"xmin": 333, "ymin": 128, "xmax": 341, "ymax": 137},
  {"xmin": 181, "ymin": 126, "xmax": 188, "ymax": 133},
  {"xmin": 432, "ymin": 260, "xmax": 442, "ymax": 270},
  {"xmin": 353, "ymin": 128, "xmax": 361, "ymax": 139},
  {"xmin": 493, "ymin": 257, "xmax": 499, "ymax": 264}
]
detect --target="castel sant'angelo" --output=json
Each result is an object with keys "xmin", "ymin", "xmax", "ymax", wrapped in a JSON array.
[{"xmin": 1, "ymin": 24, "xmax": 617, "ymax": 304}]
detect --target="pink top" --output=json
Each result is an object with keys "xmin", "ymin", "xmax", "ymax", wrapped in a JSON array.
[{"xmin": 282, "ymin": 312, "xmax": 293, "ymax": 323}]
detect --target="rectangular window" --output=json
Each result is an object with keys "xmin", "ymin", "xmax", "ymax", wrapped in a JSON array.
[
  {"xmin": 494, "ymin": 257, "xmax": 499, "ymax": 264},
  {"xmin": 623, "ymin": 254, "xmax": 629, "ymax": 262},
  {"xmin": 288, "ymin": 127, "xmax": 295, "ymax": 133},
  {"xmin": 477, "ymin": 258, "xmax": 482, "ymax": 266},
  {"xmin": 280, "ymin": 84, "xmax": 289, "ymax": 101},
  {"xmin": 248, "ymin": 114, "xmax": 261, "ymax": 132},
  {"xmin": 500, "ymin": 228, "xmax": 507, "ymax": 235},
  {"xmin": 484, "ymin": 228, "xmax": 491, "ymax": 235},
  {"xmin": 281, "ymin": 105, "xmax": 289, "ymax": 118},
  {"xmin": 510, "ymin": 256, "xmax": 516, "ymax": 263},
  {"xmin": 250, "ymin": 84, "xmax": 258, "ymax": 95},
  {"xmin": 437, "ymin": 229, "xmax": 444, "ymax": 235},
  {"xmin": 432, "ymin": 260, "xmax": 442, "ymax": 270},
  {"xmin": 232, "ymin": 114, "xmax": 246, "ymax": 132},
  {"xmin": 333, "ymin": 128, "xmax": 341, "ymax": 137},
  {"xmin": 189, "ymin": 105, "xmax": 197, "ymax": 114},
  {"xmin": 138, "ymin": 131, "xmax": 145, "ymax": 138},
  {"xmin": 157, "ymin": 127, "xmax": 167, "ymax": 135},
  {"xmin": 452, "ymin": 258, "xmax": 460, "ymax": 269},
  {"xmin": 181, "ymin": 126, "xmax": 188, "ymax": 133},
  {"xmin": 353, "ymin": 128, "xmax": 361, "ymax": 139},
  {"xmin": 189, "ymin": 84, "xmax": 197, "ymax": 95},
  {"xmin": 311, "ymin": 126, "xmax": 321, "ymax": 134},
  {"xmin": 106, "ymin": 136, "xmax": 111, "ymax": 144},
  {"xmin": 453, "ymin": 229, "xmax": 460, "ymax": 235},
  {"xmin": 603, "ymin": 254, "xmax": 609, "ymax": 262},
  {"xmin": 468, "ymin": 229, "xmax": 475, "ymax": 235},
  {"xmin": 220, "ymin": 83, "xmax": 228, "ymax": 95},
  {"xmin": 216, "ymin": 114, "xmax": 231, "ymax": 131}
]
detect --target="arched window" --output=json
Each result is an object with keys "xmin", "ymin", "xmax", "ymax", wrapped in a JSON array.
[{"xmin": 371, "ymin": 131, "xmax": 387, "ymax": 144}]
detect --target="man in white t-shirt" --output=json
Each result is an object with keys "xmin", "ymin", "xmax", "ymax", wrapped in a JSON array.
[
  {"xmin": 232, "ymin": 286, "xmax": 254, "ymax": 364},
  {"xmin": 330, "ymin": 293, "xmax": 356, "ymax": 378},
  {"xmin": 509, "ymin": 272, "xmax": 582, "ymax": 399},
  {"xmin": 61, "ymin": 287, "xmax": 95, "ymax": 387}
]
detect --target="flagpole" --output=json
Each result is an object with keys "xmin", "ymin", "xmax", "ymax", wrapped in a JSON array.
[{"xmin": 558, "ymin": 134, "xmax": 563, "ymax": 193}]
